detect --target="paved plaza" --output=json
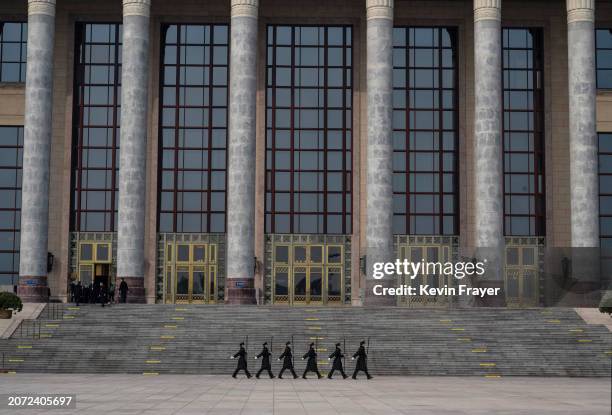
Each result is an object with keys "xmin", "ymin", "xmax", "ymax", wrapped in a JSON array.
[{"xmin": 0, "ymin": 374, "xmax": 609, "ymax": 414}]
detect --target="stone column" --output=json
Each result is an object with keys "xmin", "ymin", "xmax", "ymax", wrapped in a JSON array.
[
  {"xmin": 473, "ymin": 0, "xmax": 505, "ymax": 306},
  {"xmin": 225, "ymin": 0, "xmax": 258, "ymax": 304},
  {"xmin": 566, "ymin": 0, "xmax": 600, "ymax": 300},
  {"xmin": 364, "ymin": 0, "xmax": 395, "ymax": 306},
  {"xmin": 116, "ymin": 0, "xmax": 150, "ymax": 303},
  {"xmin": 17, "ymin": 0, "xmax": 56, "ymax": 302}
]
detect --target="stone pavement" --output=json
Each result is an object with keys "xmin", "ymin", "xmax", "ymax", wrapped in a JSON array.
[{"xmin": 0, "ymin": 374, "xmax": 609, "ymax": 414}]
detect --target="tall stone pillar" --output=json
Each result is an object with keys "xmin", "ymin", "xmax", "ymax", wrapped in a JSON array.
[
  {"xmin": 116, "ymin": 0, "xmax": 150, "ymax": 303},
  {"xmin": 225, "ymin": 0, "xmax": 258, "ymax": 304},
  {"xmin": 566, "ymin": 0, "xmax": 600, "ymax": 299},
  {"xmin": 364, "ymin": 0, "xmax": 395, "ymax": 306},
  {"xmin": 473, "ymin": 0, "xmax": 505, "ymax": 306},
  {"xmin": 18, "ymin": 0, "xmax": 56, "ymax": 302}
]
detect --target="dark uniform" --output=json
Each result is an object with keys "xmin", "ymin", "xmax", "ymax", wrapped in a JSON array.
[
  {"xmin": 278, "ymin": 341, "xmax": 298, "ymax": 379},
  {"xmin": 119, "ymin": 279, "xmax": 129, "ymax": 303},
  {"xmin": 255, "ymin": 342, "xmax": 275, "ymax": 379},
  {"xmin": 327, "ymin": 343, "xmax": 348, "ymax": 379},
  {"xmin": 352, "ymin": 341, "xmax": 372, "ymax": 379},
  {"xmin": 302, "ymin": 343, "xmax": 322, "ymax": 379},
  {"xmin": 74, "ymin": 282, "xmax": 83, "ymax": 306},
  {"xmin": 231, "ymin": 342, "xmax": 252, "ymax": 378}
]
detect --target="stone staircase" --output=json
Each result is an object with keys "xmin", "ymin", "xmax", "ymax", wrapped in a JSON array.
[{"xmin": 0, "ymin": 305, "xmax": 610, "ymax": 377}]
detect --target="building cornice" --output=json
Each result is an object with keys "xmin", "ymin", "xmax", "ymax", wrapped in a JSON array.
[
  {"xmin": 123, "ymin": 0, "xmax": 151, "ymax": 17},
  {"xmin": 567, "ymin": 0, "xmax": 594, "ymax": 23},
  {"xmin": 231, "ymin": 0, "xmax": 258, "ymax": 18},
  {"xmin": 366, "ymin": 0, "xmax": 393, "ymax": 21},
  {"xmin": 474, "ymin": 0, "xmax": 501, "ymax": 22},
  {"xmin": 28, "ymin": 0, "xmax": 56, "ymax": 17}
]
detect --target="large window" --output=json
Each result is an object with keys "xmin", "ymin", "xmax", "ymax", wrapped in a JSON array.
[
  {"xmin": 71, "ymin": 23, "xmax": 122, "ymax": 232},
  {"xmin": 596, "ymin": 29, "xmax": 612, "ymax": 89},
  {"xmin": 0, "ymin": 22, "xmax": 27, "ymax": 83},
  {"xmin": 0, "ymin": 126, "xmax": 22, "ymax": 285},
  {"xmin": 265, "ymin": 25, "xmax": 353, "ymax": 234},
  {"xmin": 502, "ymin": 28, "xmax": 545, "ymax": 236},
  {"xmin": 391, "ymin": 27, "xmax": 458, "ymax": 235},
  {"xmin": 600, "ymin": 133, "xmax": 612, "ymax": 248},
  {"xmin": 158, "ymin": 24, "xmax": 229, "ymax": 233}
]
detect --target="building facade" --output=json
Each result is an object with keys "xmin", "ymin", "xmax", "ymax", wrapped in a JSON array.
[{"xmin": 0, "ymin": 0, "xmax": 610, "ymax": 306}]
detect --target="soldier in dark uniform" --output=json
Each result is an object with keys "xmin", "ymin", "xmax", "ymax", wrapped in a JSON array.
[
  {"xmin": 327, "ymin": 342, "xmax": 348, "ymax": 379},
  {"xmin": 302, "ymin": 342, "xmax": 322, "ymax": 379},
  {"xmin": 74, "ymin": 281, "xmax": 83, "ymax": 306},
  {"xmin": 277, "ymin": 341, "xmax": 298, "ymax": 379},
  {"xmin": 254, "ymin": 342, "xmax": 274, "ymax": 379},
  {"xmin": 351, "ymin": 340, "xmax": 372, "ymax": 379},
  {"xmin": 231, "ymin": 342, "xmax": 252, "ymax": 378}
]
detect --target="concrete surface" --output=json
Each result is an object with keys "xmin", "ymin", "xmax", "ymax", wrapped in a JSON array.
[{"xmin": 0, "ymin": 374, "xmax": 609, "ymax": 414}]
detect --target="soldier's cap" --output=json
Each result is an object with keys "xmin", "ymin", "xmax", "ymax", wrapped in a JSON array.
[
  {"xmin": 335, "ymin": 343, "xmax": 341, "ymax": 347},
  {"xmin": 263, "ymin": 342, "xmax": 267, "ymax": 346},
  {"xmin": 309, "ymin": 342, "xmax": 315, "ymax": 347},
  {"xmin": 360, "ymin": 340, "xmax": 366, "ymax": 345},
  {"xmin": 240, "ymin": 342, "xmax": 245, "ymax": 346},
  {"xmin": 286, "ymin": 341, "xmax": 291, "ymax": 345}
]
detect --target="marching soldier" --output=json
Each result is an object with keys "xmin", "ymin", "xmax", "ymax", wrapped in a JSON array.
[
  {"xmin": 231, "ymin": 342, "xmax": 252, "ymax": 378},
  {"xmin": 327, "ymin": 343, "xmax": 348, "ymax": 379},
  {"xmin": 302, "ymin": 342, "xmax": 322, "ymax": 379},
  {"xmin": 277, "ymin": 341, "xmax": 298, "ymax": 379},
  {"xmin": 351, "ymin": 340, "xmax": 372, "ymax": 379},
  {"xmin": 255, "ymin": 342, "xmax": 275, "ymax": 379}
]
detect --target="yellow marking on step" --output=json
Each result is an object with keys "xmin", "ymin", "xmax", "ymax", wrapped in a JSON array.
[
  {"xmin": 40, "ymin": 334, "xmax": 52, "ymax": 338},
  {"xmin": 457, "ymin": 338, "xmax": 471, "ymax": 342},
  {"xmin": 471, "ymin": 349, "xmax": 487, "ymax": 353},
  {"xmin": 546, "ymin": 319, "xmax": 561, "ymax": 324},
  {"xmin": 485, "ymin": 374, "xmax": 501, "ymax": 378},
  {"xmin": 577, "ymin": 339, "xmax": 592, "ymax": 343},
  {"xmin": 307, "ymin": 326, "xmax": 321, "ymax": 330},
  {"xmin": 67, "ymin": 307, "xmax": 80, "ymax": 310},
  {"xmin": 146, "ymin": 360, "xmax": 161, "ymax": 364},
  {"xmin": 8, "ymin": 359, "xmax": 24, "ymax": 363},
  {"xmin": 318, "ymin": 361, "xmax": 329, "ymax": 365},
  {"xmin": 3, "ymin": 371, "xmax": 17, "ymax": 375},
  {"xmin": 569, "ymin": 329, "xmax": 584, "ymax": 332},
  {"xmin": 150, "ymin": 346, "xmax": 166, "ymax": 351},
  {"xmin": 604, "ymin": 351, "xmax": 612, "ymax": 355},
  {"xmin": 304, "ymin": 309, "xmax": 319, "ymax": 312},
  {"xmin": 479, "ymin": 363, "xmax": 496, "ymax": 367},
  {"xmin": 439, "ymin": 319, "xmax": 452, "ymax": 323},
  {"xmin": 160, "ymin": 335, "xmax": 175, "ymax": 339},
  {"xmin": 451, "ymin": 328, "xmax": 465, "ymax": 331},
  {"xmin": 305, "ymin": 318, "xmax": 319, "ymax": 321},
  {"xmin": 175, "ymin": 308, "xmax": 187, "ymax": 311},
  {"xmin": 171, "ymin": 317, "xmax": 184, "ymax": 321},
  {"xmin": 142, "ymin": 372, "xmax": 159, "ymax": 376},
  {"xmin": 45, "ymin": 324, "xmax": 59, "ymax": 328},
  {"xmin": 309, "ymin": 337, "xmax": 325, "ymax": 340},
  {"xmin": 17, "ymin": 345, "xmax": 32, "ymax": 349},
  {"xmin": 164, "ymin": 325, "xmax": 177, "ymax": 329},
  {"xmin": 63, "ymin": 315, "xmax": 75, "ymax": 319}
]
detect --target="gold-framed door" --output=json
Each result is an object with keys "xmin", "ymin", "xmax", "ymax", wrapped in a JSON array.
[
  {"xmin": 397, "ymin": 244, "xmax": 451, "ymax": 307},
  {"xmin": 272, "ymin": 243, "xmax": 344, "ymax": 305},
  {"xmin": 505, "ymin": 245, "xmax": 539, "ymax": 307},
  {"xmin": 77, "ymin": 241, "xmax": 113, "ymax": 287},
  {"xmin": 165, "ymin": 243, "xmax": 217, "ymax": 304}
]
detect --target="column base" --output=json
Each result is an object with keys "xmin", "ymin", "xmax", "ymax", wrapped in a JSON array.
[
  {"xmin": 474, "ymin": 280, "xmax": 506, "ymax": 307},
  {"xmin": 17, "ymin": 276, "xmax": 49, "ymax": 303},
  {"xmin": 363, "ymin": 279, "xmax": 396, "ymax": 306},
  {"xmin": 225, "ymin": 278, "xmax": 257, "ymax": 305},
  {"xmin": 118, "ymin": 277, "xmax": 146, "ymax": 304}
]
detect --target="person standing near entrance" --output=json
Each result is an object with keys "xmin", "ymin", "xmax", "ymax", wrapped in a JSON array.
[
  {"xmin": 302, "ymin": 342, "xmax": 322, "ymax": 379},
  {"xmin": 119, "ymin": 278, "xmax": 129, "ymax": 303},
  {"xmin": 327, "ymin": 343, "xmax": 348, "ymax": 379},
  {"xmin": 351, "ymin": 340, "xmax": 373, "ymax": 379},
  {"xmin": 277, "ymin": 341, "xmax": 298, "ymax": 379},
  {"xmin": 109, "ymin": 282, "xmax": 115, "ymax": 304},
  {"xmin": 255, "ymin": 342, "xmax": 274, "ymax": 379},
  {"xmin": 231, "ymin": 342, "xmax": 252, "ymax": 378},
  {"xmin": 74, "ymin": 281, "xmax": 83, "ymax": 306}
]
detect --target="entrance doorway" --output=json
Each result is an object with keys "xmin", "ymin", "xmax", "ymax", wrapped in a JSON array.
[
  {"xmin": 164, "ymin": 243, "xmax": 217, "ymax": 304},
  {"xmin": 505, "ymin": 244, "xmax": 539, "ymax": 307}
]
